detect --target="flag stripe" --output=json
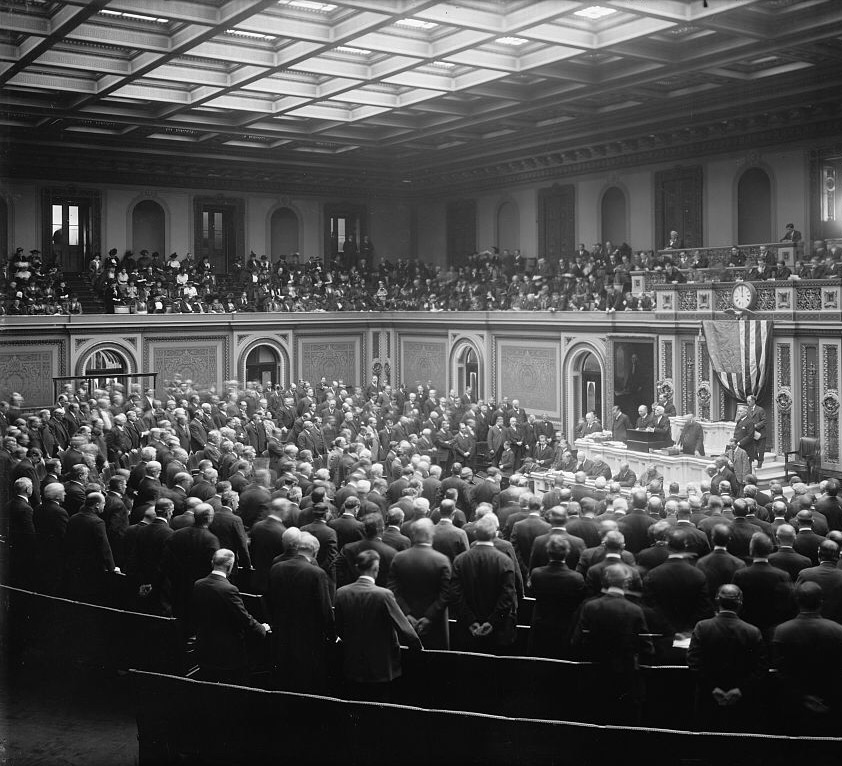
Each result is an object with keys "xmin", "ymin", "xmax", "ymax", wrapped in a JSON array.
[{"xmin": 702, "ymin": 319, "xmax": 773, "ymax": 403}]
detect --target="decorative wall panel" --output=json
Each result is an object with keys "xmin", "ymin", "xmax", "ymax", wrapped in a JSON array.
[
  {"xmin": 681, "ymin": 341, "xmax": 696, "ymax": 416},
  {"xmin": 822, "ymin": 342, "xmax": 840, "ymax": 464},
  {"xmin": 146, "ymin": 337, "xmax": 227, "ymax": 398},
  {"xmin": 0, "ymin": 343, "xmax": 61, "ymax": 406},
  {"xmin": 400, "ymin": 337, "xmax": 447, "ymax": 392},
  {"xmin": 298, "ymin": 338, "xmax": 359, "ymax": 387},
  {"xmin": 774, "ymin": 342, "xmax": 794, "ymax": 456},
  {"xmin": 498, "ymin": 340, "xmax": 559, "ymax": 417}
]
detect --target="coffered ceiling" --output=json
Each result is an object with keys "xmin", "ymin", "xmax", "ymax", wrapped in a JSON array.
[{"xmin": 2, "ymin": 0, "xmax": 842, "ymax": 192}]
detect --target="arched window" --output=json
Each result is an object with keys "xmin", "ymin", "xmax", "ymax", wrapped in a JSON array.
[
  {"xmin": 270, "ymin": 207, "xmax": 300, "ymax": 258},
  {"xmin": 737, "ymin": 168, "xmax": 772, "ymax": 244},
  {"xmin": 454, "ymin": 344, "xmax": 481, "ymax": 400},
  {"xmin": 496, "ymin": 200, "xmax": 520, "ymax": 254},
  {"xmin": 245, "ymin": 345, "xmax": 281, "ymax": 387},
  {"xmin": 601, "ymin": 186, "xmax": 627, "ymax": 246},
  {"xmin": 132, "ymin": 200, "xmax": 165, "ymax": 256}
]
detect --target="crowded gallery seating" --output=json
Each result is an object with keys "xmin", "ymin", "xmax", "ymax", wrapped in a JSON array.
[{"xmin": 3, "ymin": 1, "xmax": 842, "ymax": 763}]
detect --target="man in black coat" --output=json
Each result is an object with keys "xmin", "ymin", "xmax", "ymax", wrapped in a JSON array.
[
  {"xmin": 339, "ymin": 513, "xmax": 395, "ymax": 588},
  {"xmin": 528, "ymin": 536, "xmax": 586, "ymax": 659},
  {"xmin": 687, "ymin": 584, "xmax": 767, "ymax": 732},
  {"xmin": 815, "ymin": 479, "xmax": 842, "ymax": 532},
  {"xmin": 769, "ymin": 524, "xmax": 812, "ymax": 581},
  {"xmin": 301, "ymin": 505, "xmax": 338, "ymax": 588},
  {"xmin": 63, "ymin": 491, "xmax": 118, "ymax": 603},
  {"xmin": 102, "ymin": 475, "xmax": 131, "ymax": 568},
  {"xmin": 388, "ymin": 518, "xmax": 452, "ymax": 650},
  {"xmin": 192, "ymin": 548, "xmax": 269, "ymax": 685},
  {"xmin": 161, "ymin": 504, "xmax": 220, "ymax": 625},
  {"xmin": 696, "ymin": 524, "xmax": 746, "ymax": 595},
  {"xmin": 617, "ymin": 489, "xmax": 656, "ymax": 555},
  {"xmin": 249, "ymin": 499, "xmax": 289, "ymax": 594},
  {"xmin": 528, "ymin": 506, "xmax": 586, "ymax": 572},
  {"xmin": 34, "ymin": 480, "xmax": 69, "ymax": 594},
  {"xmin": 127, "ymin": 498, "xmax": 174, "ymax": 615},
  {"xmin": 6, "ymin": 477, "xmax": 38, "ymax": 588},
  {"xmin": 792, "ymin": 510, "xmax": 827, "ymax": 566},
  {"xmin": 209, "ymin": 501, "xmax": 251, "ymax": 575},
  {"xmin": 450, "ymin": 514, "xmax": 517, "ymax": 654},
  {"xmin": 266, "ymin": 531, "xmax": 335, "ymax": 693},
  {"xmin": 795, "ymin": 539, "xmax": 842, "ymax": 624},
  {"xmin": 328, "ymin": 497, "xmax": 365, "ymax": 552},
  {"xmin": 772, "ymin": 582, "xmax": 842, "ymax": 735},
  {"xmin": 732, "ymin": 532, "xmax": 795, "ymax": 642},
  {"xmin": 571, "ymin": 564, "xmax": 654, "ymax": 725},
  {"xmin": 643, "ymin": 529, "xmax": 713, "ymax": 634}
]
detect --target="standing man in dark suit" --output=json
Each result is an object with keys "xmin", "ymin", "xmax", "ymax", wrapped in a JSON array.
[
  {"xmin": 340, "ymin": 514, "xmax": 396, "ymax": 588},
  {"xmin": 687, "ymin": 584, "xmax": 767, "ymax": 732},
  {"xmin": 432, "ymin": 499, "xmax": 469, "ymax": 563},
  {"xmin": 677, "ymin": 413, "xmax": 705, "ymax": 456},
  {"xmin": 249, "ymin": 498, "xmax": 289, "ymax": 594},
  {"xmin": 772, "ymin": 582, "xmax": 842, "ymax": 735},
  {"xmin": 267, "ymin": 531, "xmax": 335, "ymax": 693},
  {"xmin": 528, "ymin": 536, "xmax": 586, "ymax": 659},
  {"xmin": 571, "ymin": 564, "xmax": 654, "ymax": 725},
  {"xmin": 450, "ymin": 514, "xmax": 518, "ymax": 654},
  {"xmin": 643, "ymin": 529, "xmax": 713, "ymax": 634},
  {"xmin": 301, "ymin": 505, "xmax": 338, "ymax": 589},
  {"xmin": 732, "ymin": 532, "xmax": 795, "ymax": 643},
  {"xmin": 335, "ymin": 549, "xmax": 422, "ymax": 701},
  {"xmin": 161, "ymin": 504, "xmax": 220, "ymax": 626},
  {"xmin": 610, "ymin": 405, "xmax": 632, "ymax": 442},
  {"xmin": 63, "ymin": 491, "xmax": 119, "ymax": 604},
  {"xmin": 769, "ymin": 524, "xmax": 811, "ymax": 581},
  {"xmin": 34, "ymin": 481, "xmax": 69, "ymax": 594},
  {"xmin": 733, "ymin": 405, "xmax": 757, "ymax": 468},
  {"xmin": 192, "ymin": 548, "xmax": 269, "ymax": 685},
  {"xmin": 6, "ymin": 477, "xmax": 38, "ymax": 588},
  {"xmin": 617, "ymin": 489, "xmax": 655, "ymax": 556},
  {"xmin": 388, "ymin": 518, "xmax": 452, "ymax": 650},
  {"xmin": 795, "ymin": 540, "xmax": 842, "ymax": 624},
  {"xmin": 745, "ymin": 395, "xmax": 767, "ymax": 469},
  {"xmin": 696, "ymin": 525, "xmax": 746, "ymax": 595},
  {"xmin": 792, "ymin": 509, "xmax": 826, "ymax": 566},
  {"xmin": 128, "ymin": 498, "xmax": 174, "ymax": 615},
  {"xmin": 382, "ymin": 508, "xmax": 411, "ymax": 552},
  {"xmin": 651, "ymin": 405, "xmax": 674, "ymax": 446}
]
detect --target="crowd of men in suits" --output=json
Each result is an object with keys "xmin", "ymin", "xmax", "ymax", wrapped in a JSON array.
[{"xmin": 2, "ymin": 377, "xmax": 842, "ymax": 729}]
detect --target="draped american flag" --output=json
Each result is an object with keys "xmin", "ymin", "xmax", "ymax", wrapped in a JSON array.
[{"xmin": 701, "ymin": 320, "xmax": 773, "ymax": 401}]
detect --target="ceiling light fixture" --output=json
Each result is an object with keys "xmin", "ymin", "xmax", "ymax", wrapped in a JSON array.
[
  {"xmin": 573, "ymin": 5, "xmax": 618, "ymax": 20},
  {"xmin": 496, "ymin": 36, "xmax": 528, "ymax": 46}
]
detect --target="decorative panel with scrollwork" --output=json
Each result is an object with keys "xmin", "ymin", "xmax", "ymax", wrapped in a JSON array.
[
  {"xmin": 498, "ymin": 341, "xmax": 559, "ymax": 416},
  {"xmin": 714, "ymin": 289, "xmax": 731, "ymax": 311},
  {"xmin": 660, "ymin": 340, "xmax": 673, "ymax": 380},
  {"xmin": 299, "ymin": 339, "xmax": 358, "ymax": 388},
  {"xmin": 756, "ymin": 287, "xmax": 776, "ymax": 311},
  {"xmin": 797, "ymin": 288, "xmax": 822, "ymax": 311},
  {"xmin": 824, "ymin": 344, "xmax": 840, "ymax": 463},
  {"xmin": 677, "ymin": 291, "xmax": 698, "ymax": 311},
  {"xmin": 0, "ymin": 348, "xmax": 57, "ymax": 406},
  {"xmin": 401, "ymin": 337, "xmax": 447, "ymax": 392}
]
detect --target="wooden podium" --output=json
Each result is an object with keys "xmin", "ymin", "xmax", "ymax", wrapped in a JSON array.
[{"xmin": 626, "ymin": 429, "xmax": 672, "ymax": 453}]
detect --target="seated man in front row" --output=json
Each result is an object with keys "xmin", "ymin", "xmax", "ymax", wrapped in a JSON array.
[
  {"xmin": 612, "ymin": 461, "xmax": 637, "ymax": 488},
  {"xmin": 587, "ymin": 456, "xmax": 612, "ymax": 481}
]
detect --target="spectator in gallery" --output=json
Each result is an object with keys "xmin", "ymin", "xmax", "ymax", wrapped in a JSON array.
[{"xmin": 780, "ymin": 223, "xmax": 802, "ymax": 243}]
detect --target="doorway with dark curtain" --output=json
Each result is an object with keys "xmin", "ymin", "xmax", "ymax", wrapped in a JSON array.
[{"xmin": 613, "ymin": 341, "xmax": 656, "ymax": 420}]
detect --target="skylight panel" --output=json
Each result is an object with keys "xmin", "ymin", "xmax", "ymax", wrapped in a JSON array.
[
  {"xmin": 278, "ymin": 1, "xmax": 337, "ymax": 11},
  {"xmin": 396, "ymin": 19, "xmax": 438, "ymax": 30},
  {"xmin": 429, "ymin": 61, "xmax": 456, "ymax": 69},
  {"xmin": 335, "ymin": 45, "xmax": 372, "ymax": 55},
  {"xmin": 99, "ymin": 9, "xmax": 170, "ymax": 23},
  {"xmin": 225, "ymin": 29, "xmax": 276, "ymax": 41},
  {"xmin": 573, "ymin": 5, "xmax": 618, "ymax": 20},
  {"xmin": 496, "ymin": 36, "xmax": 528, "ymax": 46}
]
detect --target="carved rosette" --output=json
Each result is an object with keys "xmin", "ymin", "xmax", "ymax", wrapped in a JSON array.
[
  {"xmin": 775, "ymin": 387, "xmax": 794, "ymax": 414},
  {"xmin": 822, "ymin": 390, "xmax": 840, "ymax": 418},
  {"xmin": 697, "ymin": 381, "xmax": 712, "ymax": 406},
  {"xmin": 656, "ymin": 377, "xmax": 674, "ymax": 400}
]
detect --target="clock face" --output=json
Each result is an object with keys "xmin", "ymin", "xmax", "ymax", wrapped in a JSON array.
[{"xmin": 732, "ymin": 283, "xmax": 754, "ymax": 309}]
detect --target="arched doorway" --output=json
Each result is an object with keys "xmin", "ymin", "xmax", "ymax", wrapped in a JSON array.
[
  {"xmin": 601, "ymin": 186, "xmax": 627, "ymax": 245},
  {"xmin": 132, "ymin": 200, "xmax": 165, "ymax": 256},
  {"xmin": 737, "ymin": 168, "xmax": 772, "ymax": 244},
  {"xmin": 496, "ymin": 200, "xmax": 520, "ymax": 254},
  {"xmin": 82, "ymin": 347, "xmax": 130, "ymax": 390},
  {"xmin": 270, "ymin": 207, "xmax": 300, "ymax": 258},
  {"xmin": 570, "ymin": 350, "xmax": 603, "ymax": 431},
  {"xmin": 453, "ymin": 343, "xmax": 481, "ymax": 400},
  {"xmin": 245, "ymin": 345, "xmax": 281, "ymax": 387}
]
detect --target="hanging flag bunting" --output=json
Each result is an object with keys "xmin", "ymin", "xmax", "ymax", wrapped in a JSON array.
[{"xmin": 701, "ymin": 319, "xmax": 773, "ymax": 402}]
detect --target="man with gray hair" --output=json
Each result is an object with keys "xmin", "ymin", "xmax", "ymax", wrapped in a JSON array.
[
  {"xmin": 8, "ymin": 476, "xmax": 37, "ymax": 587},
  {"xmin": 267, "ymin": 531, "xmax": 335, "ymax": 693},
  {"xmin": 192, "ymin": 548, "xmax": 270, "ymax": 685},
  {"xmin": 450, "ymin": 513, "xmax": 517, "ymax": 654},
  {"xmin": 388, "ymin": 517, "xmax": 452, "ymax": 650},
  {"xmin": 63, "ymin": 491, "xmax": 119, "ymax": 603}
]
